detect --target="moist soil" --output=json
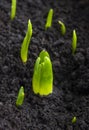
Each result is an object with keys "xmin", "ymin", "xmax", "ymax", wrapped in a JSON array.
[{"xmin": 0, "ymin": 0, "xmax": 89, "ymax": 130}]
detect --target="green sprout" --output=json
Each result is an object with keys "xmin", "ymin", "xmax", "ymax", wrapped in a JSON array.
[
  {"xmin": 21, "ymin": 19, "xmax": 32, "ymax": 63},
  {"xmin": 72, "ymin": 116, "xmax": 77, "ymax": 124},
  {"xmin": 32, "ymin": 50, "xmax": 53, "ymax": 96},
  {"xmin": 45, "ymin": 9, "xmax": 53, "ymax": 30},
  {"xmin": 58, "ymin": 20, "xmax": 66, "ymax": 35},
  {"xmin": 72, "ymin": 29, "xmax": 77, "ymax": 55},
  {"xmin": 10, "ymin": 0, "xmax": 17, "ymax": 20},
  {"xmin": 16, "ymin": 86, "xmax": 25, "ymax": 107}
]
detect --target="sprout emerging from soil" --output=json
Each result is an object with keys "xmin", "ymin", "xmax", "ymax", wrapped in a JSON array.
[
  {"xmin": 16, "ymin": 86, "xmax": 25, "ymax": 107},
  {"xmin": 10, "ymin": 0, "xmax": 17, "ymax": 20},
  {"xmin": 32, "ymin": 50, "xmax": 53, "ymax": 96},
  {"xmin": 21, "ymin": 19, "xmax": 32, "ymax": 63},
  {"xmin": 72, "ymin": 30, "xmax": 77, "ymax": 55},
  {"xmin": 58, "ymin": 20, "xmax": 66, "ymax": 35},
  {"xmin": 45, "ymin": 9, "xmax": 53, "ymax": 30},
  {"xmin": 72, "ymin": 116, "xmax": 77, "ymax": 124}
]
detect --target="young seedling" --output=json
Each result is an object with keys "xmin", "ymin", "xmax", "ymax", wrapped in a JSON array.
[
  {"xmin": 72, "ymin": 29, "xmax": 77, "ymax": 55},
  {"xmin": 21, "ymin": 19, "xmax": 32, "ymax": 63},
  {"xmin": 45, "ymin": 9, "xmax": 53, "ymax": 30},
  {"xmin": 10, "ymin": 0, "xmax": 17, "ymax": 20},
  {"xmin": 32, "ymin": 50, "xmax": 53, "ymax": 96},
  {"xmin": 72, "ymin": 116, "xmax": 77, "ymax": 124},
  {"xmin": 16, "ymin": 86, "xmax": 25, "ymax": 107},
  {"xmin": 58, "ymin": 20, "xmax": 66, "ymax": 35}
]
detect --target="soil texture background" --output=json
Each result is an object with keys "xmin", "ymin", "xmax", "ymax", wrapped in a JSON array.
[{"xmin": 0, "ymin": 0, "xmax": 89, "ymax": 130}]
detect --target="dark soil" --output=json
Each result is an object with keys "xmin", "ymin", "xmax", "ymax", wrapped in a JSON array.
[{"xmin": 0, "ymin": 0, "xmax": 89, "ymax": 130}]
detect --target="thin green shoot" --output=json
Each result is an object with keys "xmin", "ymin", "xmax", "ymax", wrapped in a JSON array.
[
  {"xmin": 21, "ymin": 19, "xmax": 32, "ymax": 63},
  {"xmin": 10, "ymin": 0, "xmax": 17, "ymax": 20},
  {"xmin": 58, "ymin": 20, "xmax": 66, "ymax": 35},
  {"xmin": 32, "ymin": 50, "xmax": 53, "ymax": 96},
  {"xmin": 16, "ymin": 86, "xmax": 25, "ymax": 107},
  {"xmin": 72, "ymin": 116, "xmax": 77, "ymax": 124},
  {"xmin": 45, "ymin": 9, "xmax": 53, "ymax": 30},
  {"xmin": 72, "ymin": 29, "xmax": 77, "ymax": 55}
]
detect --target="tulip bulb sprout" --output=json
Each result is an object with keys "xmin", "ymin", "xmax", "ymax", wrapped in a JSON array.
[
  {"xmin": 21, "ymin": 19, "xmax": 32, "ymax": 63},
  {"xmin": 45, "ymin": 9, "xmax": 53, "ymax": 30},
  {"xmin": 72, "ymin": 29, "xmax": 77, "ymax": 55},
  {"xmin": 16, "ymin": 86, "xmax": 25, "ymax": 107},
  {"xmin": 32, "ymin": 50, "xmax": 53, "ymax": 96},
  {"xmin": 58, "ymin": 20, "xmax": 66, "ymax": 35},
  {"xmin": 10, "ymin": 0, "xmax": 17, "ymax": 20},
  {"xmin": 72, "ymin": 116, "xmax": 77, "ymax": 124}
]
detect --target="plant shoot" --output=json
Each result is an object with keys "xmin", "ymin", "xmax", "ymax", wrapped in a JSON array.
[
  {"xmin": 32, "ymin": 50, "xmax": 53, "ymax": 96},
  {"xmin": 10, "ymin": 0, "xmax": 17, "ymax": 20},
  {"xmin": 21, "ymin": 19, "xmax": 32, "ymax": 63},
  {"xmin": 58, "ymin": 20, "xmax": 66, "ymax": 35},
  {"xmin": 72, "ymin": 116, "xmax": 77, "ymax": 124},
  {"xmin": 72, "ymin": 29, "xmax": 77, "ymax": 55},
  {"xmin": 16, "ymin": 86, "xmax": 25, "ymax": 107},
  {"xmin": 45, "ymin": 9, "xmax": 53, "ymax": 30}
]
